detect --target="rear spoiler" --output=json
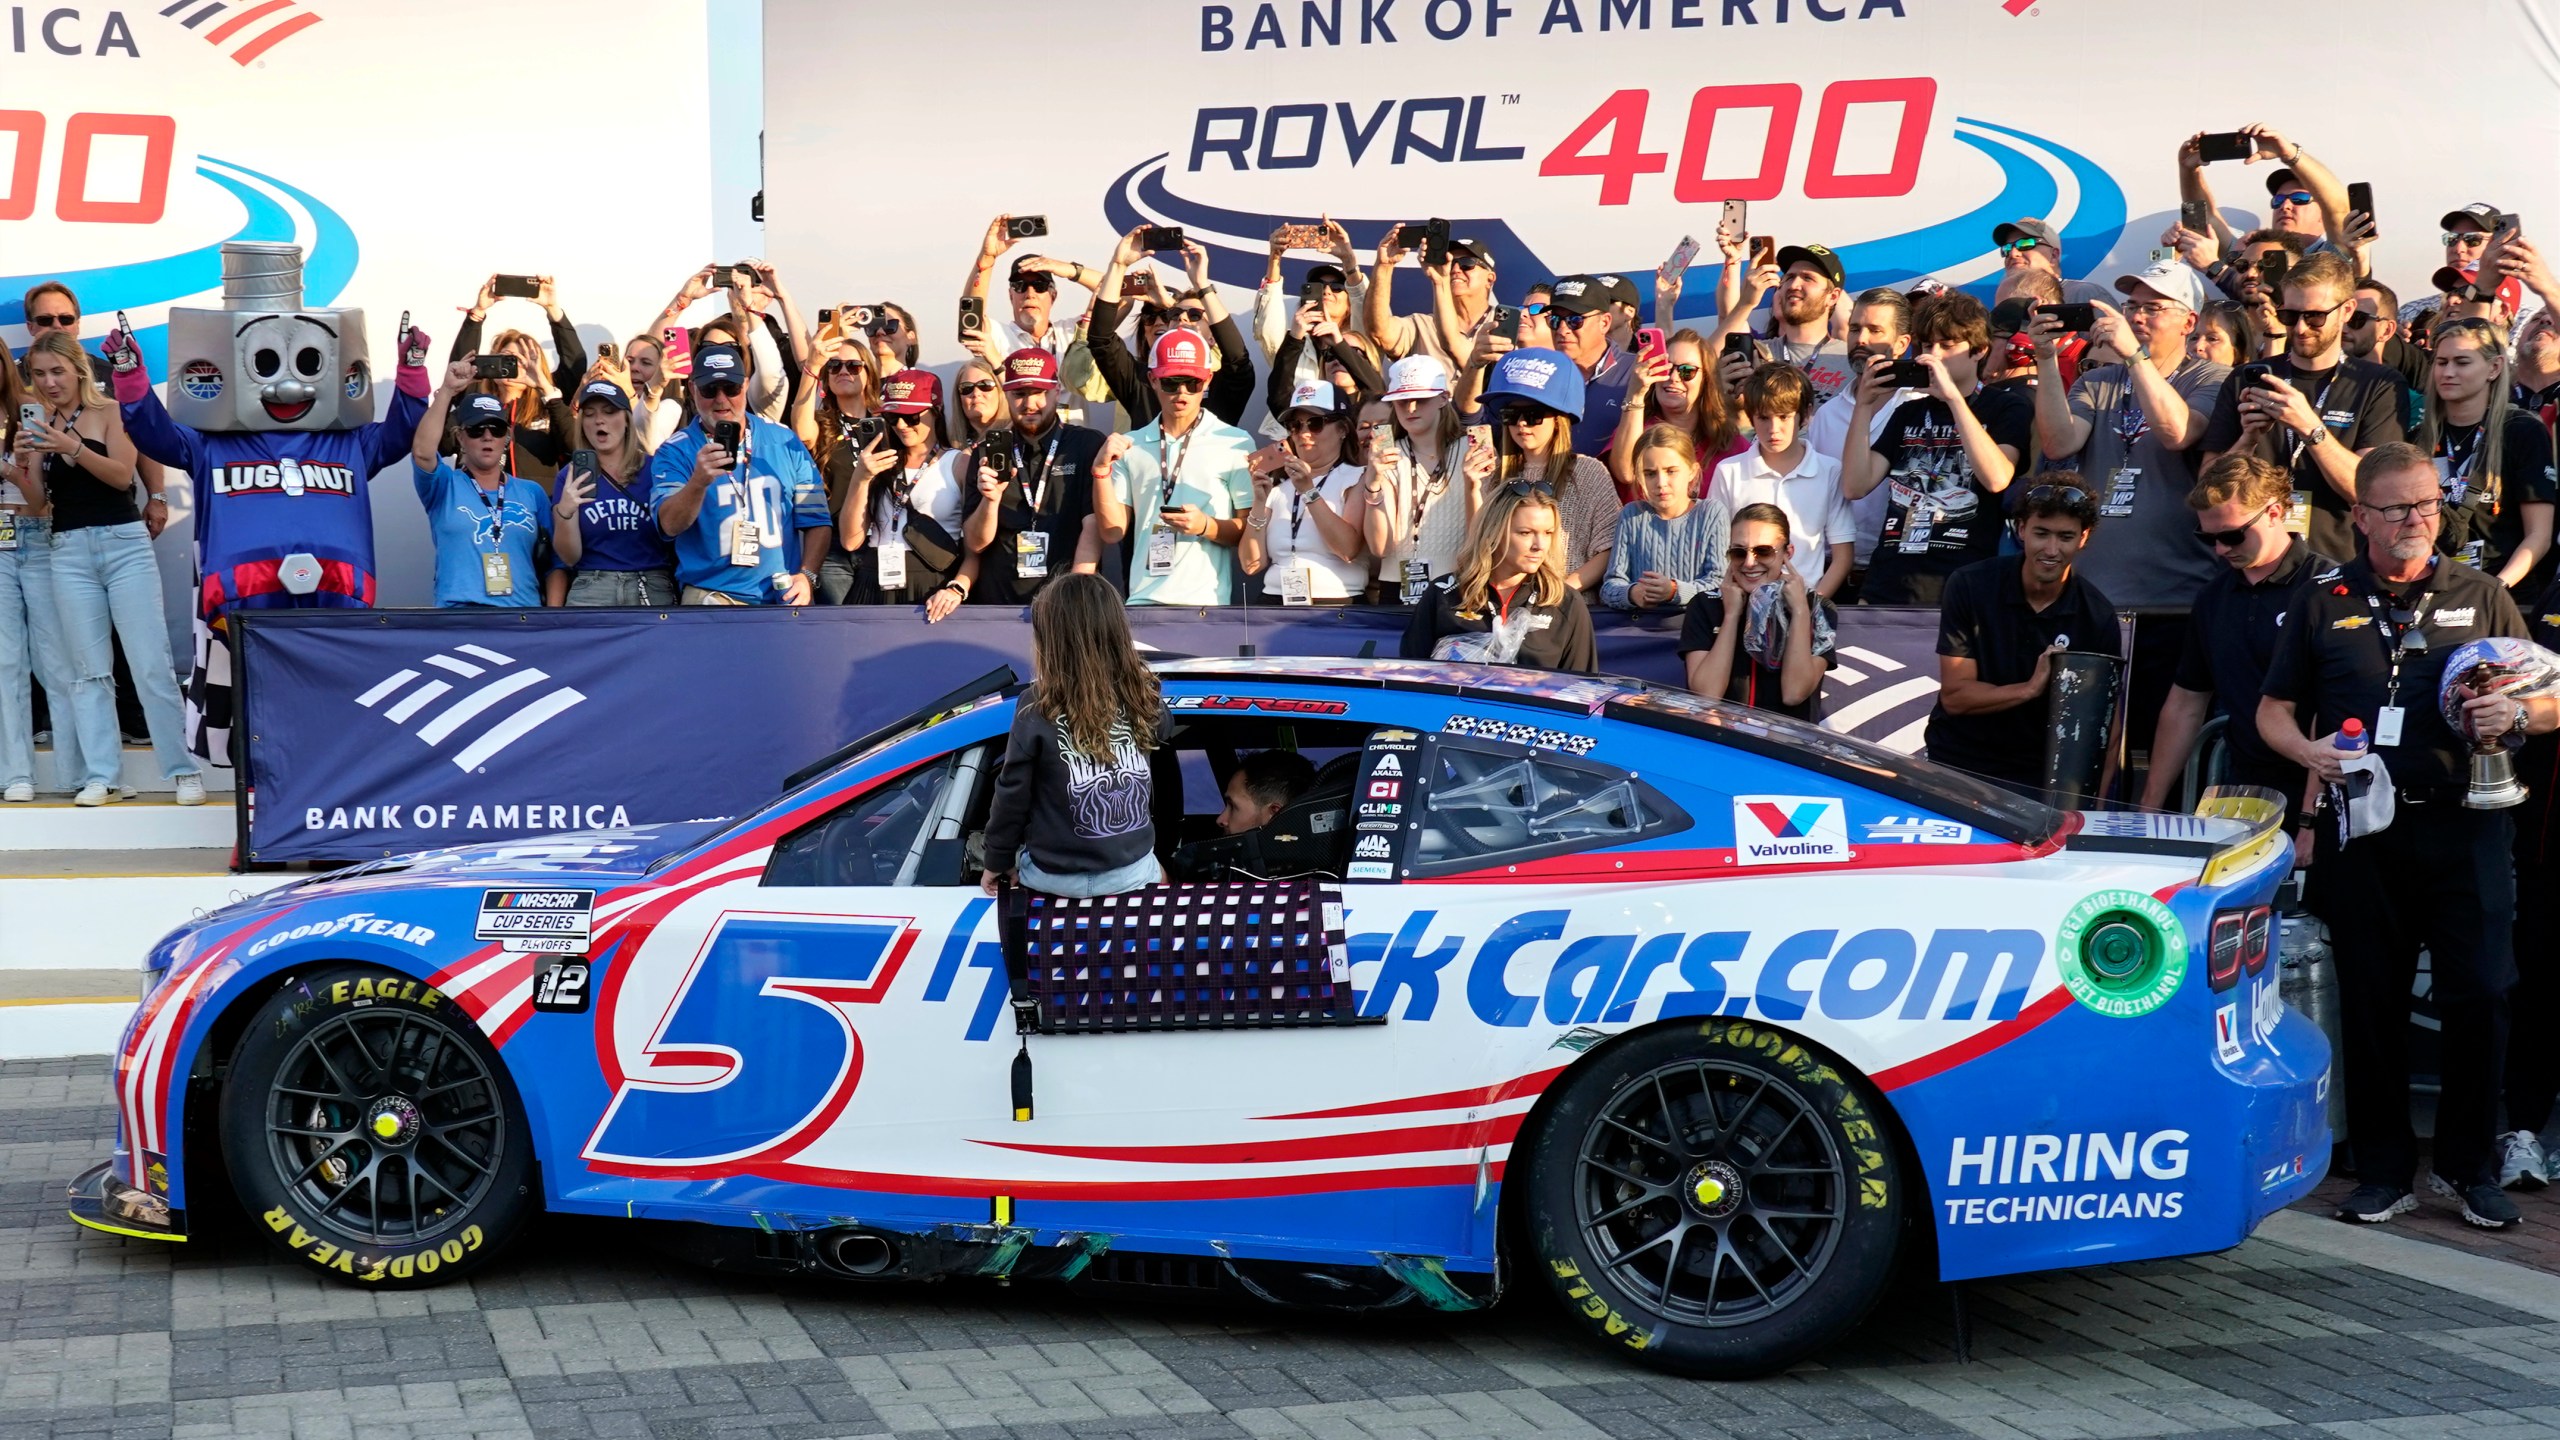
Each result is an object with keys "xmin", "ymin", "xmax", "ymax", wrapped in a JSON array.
[
  {"xmin": 2193, "ymin": 785, "xmax": 2289, "ymax": 887},
  {"xmin": 2059, "ymin": 785, "xmax": 2289, "ymax": 888}
]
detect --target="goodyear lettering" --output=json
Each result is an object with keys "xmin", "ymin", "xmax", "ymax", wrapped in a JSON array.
[
  {"xmin": 264, "ymin": 1207, "xmax": 484, "ymax": 1281},
  {"xmin": 249, "ymin": 914, "xmax": 438, "ymax": 958}
]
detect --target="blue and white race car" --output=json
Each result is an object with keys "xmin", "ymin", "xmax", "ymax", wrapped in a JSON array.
[{"xmin": 74, "ymin": 659, "xmax": 2326, "ymax": 1377}]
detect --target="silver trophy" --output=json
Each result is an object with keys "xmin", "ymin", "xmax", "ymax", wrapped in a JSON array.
[{"xmin": 2439, "ymin": 638, "xmax": 2560, "ymax": 809}]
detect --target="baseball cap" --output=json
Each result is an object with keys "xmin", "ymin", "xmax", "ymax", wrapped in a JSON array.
[
  {"xmin": 1282, "ymin": 379, "xmax": 1342, "ymax": 417},
  {"xmin": 1001, "ymin": 348, "xmax": 1060, "ymax": 391},
  {"xmin": 2433, "ymin": 266, "xmax": 2526, "ymax": 313},
  {"xmin": 2264, "ymin": 167, "xmax": 2305, "ymax": 197},
  {"xmin": 1380, "ymin": 354, "xmax": 1452, "ymax": 402},
  {"xmin": 1775, "ymin": 244, "xmax": 1846, "ymax": 288},
  {"xmin": 2441, "ymin": 201, "xmax": 2503, "ymax": 232},
  {"xmin": 1148, "ymin": 328, "xmax": 1213, "ymax": 381},
  {"xmin": 455, "ymin": 393, "xmax": 509, "ymax": 430},
  {"xmin": 879, "ymin": 368, "xmax": 941, "ymax": 414},
  {"xmin": 1447, "ymin": 237, "xmax": 1492, "ymax": 268},
  {"xmin": 1597, "ymin": 274, "xmax": 1642, "ymax": 312},
  {"xmin": 1992, "ymin": 217, "xmax": 2060, "ymax": 253},
  {"xmin": 2115, "ymin": 257, "xmax": 2213, "ymax": 314},
  {"xmin": 1479, "ymin": 347, "xmax": 1587, "ymax": 422},
  {"xmin": 1545, "ymin": 275, "xmax": 1606, "ymax": 315},
  {"xmin": 1007, "ymin": 258, "xmax": 1054, "ymax": 291},
  {"xmin": 1988, "ymin": 297, "xmax": 2037, "ymax": 337},
  {"xmin": 692, "ymin": 343, "xmax": 747, "ymax": 392},
  {"xmin": 574, "ymin": 378, "xmax": 632, "ymax": 412},
  {"xmin": 1302, "ymin": 262, "xmax": 1349, "ymax": 290}
]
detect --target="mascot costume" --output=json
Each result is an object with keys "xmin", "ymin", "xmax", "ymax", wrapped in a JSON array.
[{"xmin": 103, "ymin": 241, "xmax": 431, "ymax": 765}]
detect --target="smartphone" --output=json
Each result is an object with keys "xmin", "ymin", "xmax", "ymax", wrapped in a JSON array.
[
  {"xmin": 975, "ymin": 429, "xmax": 1017, "ymax": 484},
  {"xmin": 567, "ymin": 448, "xmax": 600, "ymax": 479},
  {"xmin": 1136, "ymin": 225, "xmax": 1184, "ymax": 252},
  {"xmin": 2346, "ymin": 182, "xmax": 2373, "ymax": 219},
  {"xmin": 660, "ymin": 325, "xmax": 692, "ymax": 363},
  {"xmin": 848, "ymin": 414, "xmax": 887, "ymax": 448},
  {"xmin": 958, "ymin": 295, "xmax": 985, "ymax": 341},
  {"xmin": 1722, "ymin": 332, "xmax": 1755, "ymax": 360},
  {"xmin": 1489, "ymin": 304, "xmax": 1524, "ymax": 345},
  {"xmin": 493, "ymin": 274, "xmax": 541, "ymax": 300},
  {"xmin": 1275, "ymin": 222, "xmax": 1327, "ymax": 249},
  {"xmin": 1393, "ymin": 223, "xmax": 1429, "ymax": 249},
  {"xmin": 1465, "ymin": 423, "xmax": 1492, "ymax": 453},
  {"xmin": 2258, "ymin": 251, "xmax": 2290, "ymax": 289},
  {"xmin": 2179, "ymin": 199, "xmax": 2210, "ymax": 233},
  {"xmin": 1721, "ymin": 199, "xmax": 1748, "ymax": 239},
  {"xmin": 2235, "ymin": 361, "xmax": 2278, "ymax": 392},
  {"xmin": 817, "ymin": 308, "xmax": 835, "ymax": 326},
  {"xmin": 1365, "ymin": 420, "xmax": 1397, "ymax": 456},
  {"xmin": 1882, "ymin": 358, "xmax": 1933, "ymax": 389},
  {"xmin": 1124, "ymin": 270, "xmax": 1159, "ymax": 300},
  {"xmin": 708, "ymin": 420, "xmax": 742, "ymax": 454},
  {"xmin": 720, "ymin": 264, "xmax": 757, "ymax": 290},
  {"xmin": 18, "ymin": 402, "xmax": 43, "ymax": 437},
  {"xmin": 2196, "ymin": 131, "xmax": 2253, "ymax": 164},
  {"xmin": 1298, "ymin": 273, "xmax": 1336, "ymax": 314},
  {"xmin": 1663, "ymin": 235, "xmax": 1700, "ymax": 282},
  {"xmin": 1004, "ymin": 215, "xmax": 1049, "ymax": 241},
  {"xmin": 1246, "ymin": 442, "xmax": 1289, "ymax": 478},
  {"xmin": 1633, "ymin": 325, "xmax": 1668, "ymax": 367},
  {"xmin": 1422, "ymin": 217, "xmax": 1451, "ymax": 267},
  {"xmin": 472, "ymin": 355, "xmax": 521, "ymax": 380},
  {"xmin": 2497, "ymin": 211, "xmax": 2522, "ymax": 234},
  {"xmin": 845, "ymin": 304, "xmax": 877, "ymax": 330},
  {"xmin": 2038, "ymin": 302, "xmax": 2097, "ymax": 333},
  {"xmin": 1750, "ymin": 235, "xmax": 1777, "ymax": 270}
]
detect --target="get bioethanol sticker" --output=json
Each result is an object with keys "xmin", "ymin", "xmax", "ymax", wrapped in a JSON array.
[{"xmin": 2056, "ymin": 890, "xmax": 2188, "ymax": 1019}]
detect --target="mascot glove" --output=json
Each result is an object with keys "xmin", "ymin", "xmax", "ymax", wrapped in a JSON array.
[
  {"xmin": 102, "ymin": 328, "xmax": 151, "ymax": 405},
  {"xmin": 395, "ymin": 326, "xmax": 435, "ymax": 399}
]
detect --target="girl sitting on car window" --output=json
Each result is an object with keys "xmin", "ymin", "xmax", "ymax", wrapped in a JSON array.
[
  {"xmin": 1400, "ymin": 481, "xmax": 1597, "ymax": 674},
  {"xmin": 982, "ymin": 573, "xmax": 1170, "ymax": 898}
]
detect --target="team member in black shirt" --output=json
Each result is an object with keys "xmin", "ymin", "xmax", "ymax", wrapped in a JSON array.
[
  {"xmin": 2259, "ymin": 443, "xmax": 2550, "ymax": 1232},
  {"xmin": 2200, "ymin": 251, "xmax": 2407, "ymax": 562},
  {"xmin": 962, "ymin": 350, "xmax": 1103, "ymax": 606},
  {"xmin": 2417, "ymin": 317, "xmax": 2556, "ymax": 592},
  {"xmin": 1842, "ymin": 292, "xmax": 2033, "ymax": 606},
  {"xmin": 1679, "ymin": 503, "xmax": 1837, "ymax": 720},
  {"xmin": 2142, "ymin": 455, "xmax": 2334, "ymax": 827},
  {"xmin": 1402, "ymin": 483, "xmax": 1596, "ymax": 673},
  {"xmin": 1922, "ymin": 479, "xmax": 2114, "ymax": 795}
]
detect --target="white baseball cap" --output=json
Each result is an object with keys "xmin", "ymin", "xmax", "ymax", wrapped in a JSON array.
[
  {"xmin": 2114, "ymin": 257, "xmax": 2213, "ymax": 315},
  {"xmin": 1282, "ymin": 379, "xmax": 1341, "ymax": 416},
  {"xmin": 1380, "ymin": 354, "xmax": 1451, "ymax": 401}
]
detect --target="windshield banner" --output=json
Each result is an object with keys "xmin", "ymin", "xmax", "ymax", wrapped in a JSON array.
[{"xmin": 236, "ymin": 605, "xmax": 1943, "ymax": 862}]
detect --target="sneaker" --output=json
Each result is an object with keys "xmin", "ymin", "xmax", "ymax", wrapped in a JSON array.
[
  {"xmin": 172, "ymin": 773, "xmax": 206, "ymax": 806},
  {"xmin": 2458, "ymin": 1182, "xmax": 2524, "ymax": 1229},
  {"xmin": 2, "ymin": 781, "xmax": 29, "ymax": 803},
  {"xmin": 72, "ymin": 781, "xmax": 116, "ymax": 807},
  {"xmin": 120, "ymin": 731, "xmax": 149, "ymax": 746},
  {"xmin": 2337, "ymin": 1183, "xmax": 2418, "ymax": 1224},
  {"xmin": 2424, "ymin": 1170, "xmax": 2463, "ymax": 1201},
  {"xmin": 2500, "ymin": 1131, "xmax": 2550, "ymax": 1191}
]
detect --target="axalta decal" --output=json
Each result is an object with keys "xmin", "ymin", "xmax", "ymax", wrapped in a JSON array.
[{"xmin": 1940, "ymin": 1130, "xmax": 2190, "ymax": 1226}]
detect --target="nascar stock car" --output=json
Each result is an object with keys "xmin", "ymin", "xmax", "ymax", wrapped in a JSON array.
[{"xmin": 72, "ymin": 658, "xmax": 2325, "ymax": 1377}]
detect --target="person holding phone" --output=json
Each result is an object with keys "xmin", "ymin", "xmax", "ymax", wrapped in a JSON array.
[
  {"xmin": 1479, "ymin": 348, "xmax": 1618, "ymax": 593},
  {"xmin": 1709, "ymin": 240, "xmax": 1855, "ymax": 407},
  {"xmin": 1240, "ymin": 381, "xmax": 1370, "ymax": 605},
  {"xmin": 1842, "ymin": 291, "xmax": 2032, "ymax": 607},
  {"xmin": 448, "ymin": 275, "xmax": 585, "ymax": 484},
  {"xmin": 0, "ymin": 357, "xmax": 90, "ymax": 802},
  {"xmin": 411, "ymin": 362, "xmax": 553, "ymax": 611},
  {"xmin": 621, "ymin": 333, "xmax": 686, "ymax": 448},
  {"xmin": 1366, "ymin": 225, "xmax": 1497, "ymax": 371},
  {"xmin": 1085, "ymin": 230, "xmax": 1255, "ymax": 433},
  {"xmin": 1363, "ymin": 356, "xmax": 1492, "ymax": 603},
  {"xmin": 836, "ymin": 370, "xmax": 974, "ymax": 617},
  {"xmin": 1092, "ymin": 330, "xmax": 1257, "ymax": 605},
  {"xmin": 948, "ymin": 357, "xmax": 1012, "ymax": 448},
  {"xmin": 650, "ymin": 343, "xmax": 831, "ymax": 606},
  {"xmin": 1801, "ymin": 287, "xmax": 1921, "ymax": 584},
  {"xmin": 1399, "ymin": 483, "xmax": 1596, "ymax": 674},
  {"xmin": 1610, "ymin": 327, "xmax": 1742, "ymax": 502},
  {"xmin": 963, "ymin": 349, "xmax": 1104, "ymax": 606},
  {"xmin": 1679, "ymin": 504, "xmax": 1837, "ymax": 719},
  {"xmin": 1538, "ymin": 277, "xmax": 1639, "ymax": 459},
  {"xmin": 1264, "ymin": 285, "xmax": 1384, "ymax": 431},
  {"xmin": 550, "ymin": 377, "xmax": 675, "ymax": 608},
  {"xmin": 16, "ymin": 331, "xmax": 200, "ymax": 807},
  {"xmin": 1255, "ymin": 221, "xmax": 1366, "ymax": 362},
  {"xmin": 1987, "ymin": 218, "xmax": 2115, "ymax": 308},
  {"xmin": 2175, "ymin": 126, "xmax": 2356, "ymax": 265}
]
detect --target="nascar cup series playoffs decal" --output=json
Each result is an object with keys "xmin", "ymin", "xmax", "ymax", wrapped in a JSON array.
[{"xmin": 474, "ymin": 888, "xmax": 594, "ymax": 953}]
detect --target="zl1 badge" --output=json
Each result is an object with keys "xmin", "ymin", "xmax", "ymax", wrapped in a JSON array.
[
  {"xmin": 475, "ymin": 888, "xmax": 594, "ymax": 954},
  {"xmin": 531, "ymin": 960, "xmax": 591, "ymax": 1014}
]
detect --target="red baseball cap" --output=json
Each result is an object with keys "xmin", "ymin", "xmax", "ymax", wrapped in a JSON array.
[
  {"xmin": 879, "ymin": 368, "xmax": 941, "ymax": 414},
  {"xmin": 1148, "ymin": 328, "xmax": 1213, "ymax": 382},
  {"xmin": 1001, "ymin": 348, "xmax": 1059, "ymax": 392},
  {"xmin": 2434, "ymin": 266, "xmax": 2525, "ymax": 314}
]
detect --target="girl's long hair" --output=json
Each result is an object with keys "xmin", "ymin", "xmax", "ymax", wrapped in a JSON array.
[
  {"xmin": 2418, "ymin": 317, "xmax": 2514, "ymax": 507},
  {"xmin": 948, "ymin": 358, "xmax": 1012, "ymax": 445},
  {"xmin": 577, "ymin": 398, "xmax": 650, "ymax": 486},
  {"xmin": 483, "ymin": 328, "xmax": 553, "ymax": 425},
  {"xmin": 813, "ymin": 342, "xmax": 877, "ymax": 471},
  {"xmin": 1027, "ymin": 573, "xmax": 1164, "ymax": 760},
  {"xmin": 1449, "ymin": 485, "xmax": 1568, "ymax": 618},
  {"xmin": 1644, "ymin": 327, "xmax": 1738, "ymax": 457},
  {"xmin": 25, "ymin": 331, "xmax": 109, "ymax": 412}
]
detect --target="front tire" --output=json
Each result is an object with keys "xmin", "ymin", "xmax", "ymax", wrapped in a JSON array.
[
  {"xmin": 1524, "ymin": 1021, "xmax": 1903, "ymax": 1378},
  {"xmin": 220, "ymin": 966, "xmax": 535, "ymax": 1286}
]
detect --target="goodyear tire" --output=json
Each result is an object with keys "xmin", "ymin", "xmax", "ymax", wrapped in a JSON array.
[
  {"xmin": 1524, "ymin": 1020, "xmax": 1902, "ymax": 1378},
  {"xmin": 219, "ymin": 966, "xmax": 534, "ymax": 1286}
]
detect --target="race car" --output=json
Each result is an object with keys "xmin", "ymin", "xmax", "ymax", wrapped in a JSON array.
[{"xmin": 72, "ymin": 658, "xmax": 2326, "ymax": 1377}]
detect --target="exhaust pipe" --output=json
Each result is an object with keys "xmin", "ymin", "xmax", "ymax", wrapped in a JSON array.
[{"xmin": 817, "ymin": 1230, "xmax": 899, "ymax": 1278}]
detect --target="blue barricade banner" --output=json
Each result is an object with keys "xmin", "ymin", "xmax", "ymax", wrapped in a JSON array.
[{"xmin": 236, "ymin": 605, "xmax": 1945, "ymax": 863}]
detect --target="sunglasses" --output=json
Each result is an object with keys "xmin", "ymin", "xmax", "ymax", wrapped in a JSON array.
[
  {"xmin": 1725, "ymin": 543, "xmax": 1784, "ymax": 562},
  {"xmin": 25, "ymin": 314, "xmax": 75, "ymax": 329},
  {"xmin": 2345, "ymin": 310, "xmax": 2378, "ymax": 330},
  {"xmin": 461, "ymin": 422, "xmax": 509, "ymax": 439},
  {"xmin": 823, "ymin": 358, "xmax": 867, "ymax": 376},
  {"xmin": 1500, "ymin": 405, "xmax": 1558, "ymax": 427},
  {"xmin": 1522, "ymin": 302, "xmax": 1549, "ymax": 316},
  {"xmin": 1283, "ymin": 414, "xmax": 1339, "ymax": 435},
  {"xmin": 955, "ymin": 380, "xmax": 999, "ymax": 397},
  {"xmin": 2445, "ymin": 230, "xmax": 2490, "ymax": 247},
  {"xmin": 2019, "ymin": 483, "xmax": 2098, "ymax": 519},
  {"xmin": 2276, "ymin": 301, "xmax": 2349, "ymax": 328},
  {"xmin": 1998, "ymin": 237, "xmax": 2044, "ymax": 254},
  {"xmin": 1167, "ymin": 306, "xmax": 1209, "ymax": 323},
  {"xmin": 2197, "ymin": 518, "xmax": 2265, "ymax": 549},
  {"xmin": 1551, "ymin": 311, "xmax": 1595, "ymax": 329},
  {"xmin": 2271, "ymin": 191, "xmax": 2315, "ymax": 208},
  {"xmin": 1452, "ymin": 256, "xmax": 1488, "ymax": 273},
  {"xmin": 695, "ymin": 380, "xmax": 742, "ymax": 397},
  {"xmin": 1009, "ymin": 276, "xmax": 1055, "ymax": 293},
  {"xmin": 867, "ymin": 317, "xmax": 904, "ymax": 334},
  {"xmin": 1502, "ymin": 481, "xmax": 1556, "ymax": 498},
  {"xmin": 1155, "ymin": 376, "xmax": 1204, "ymax": 395},
  {"xmin": 889, "ymin": 410, "xmax": 934, "ymax": 427},
  {"xmin": 1669, "ymin": 362, "xmax": 1702, "ymax": 380}
]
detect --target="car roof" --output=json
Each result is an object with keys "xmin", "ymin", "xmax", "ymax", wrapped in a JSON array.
[{"xmin": 1153, "ymin": 656, "xmax": 1632, "ymax": 707}]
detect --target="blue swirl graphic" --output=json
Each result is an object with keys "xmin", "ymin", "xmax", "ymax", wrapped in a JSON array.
[
  {"xmin": 1, "ymin": 155, "xmax": 358, "ymax": 375},
  {"xmin": 1102, "ymin": 117, "xmax": 2128, "ymax": 324}
]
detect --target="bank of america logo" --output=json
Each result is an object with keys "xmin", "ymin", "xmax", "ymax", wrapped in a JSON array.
[
  {"xmin": 353, "ymin": 644, "xmax": 585, "ymax": 772},
  {"xmin": 159, "ymin": 0, "xmax": 326, "ymax": 65}
]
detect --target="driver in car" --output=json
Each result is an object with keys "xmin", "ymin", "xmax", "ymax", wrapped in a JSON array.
[{"xmin": 1218, "ymin": 749, "xmax": 1317, "ymax": 836}]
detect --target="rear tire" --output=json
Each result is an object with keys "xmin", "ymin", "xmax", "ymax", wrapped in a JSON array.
[
  {"xmin": 1523, "ymin": 1021, "xmax": 1902, "ymax": 1378},
  {"xmin": 219, "ymin": 966, "xmax": 535, "ymax": 1286}
]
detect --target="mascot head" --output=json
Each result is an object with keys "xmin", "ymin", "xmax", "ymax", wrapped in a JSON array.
[{"xmin": 163, "ymin": 242, "xmax": 371, "ymax": 433}]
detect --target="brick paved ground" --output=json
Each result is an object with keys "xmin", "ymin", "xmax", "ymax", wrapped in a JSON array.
[{"xmin": 15, "ymin": 1056, "xmax": 2560, "ymax": 1440}]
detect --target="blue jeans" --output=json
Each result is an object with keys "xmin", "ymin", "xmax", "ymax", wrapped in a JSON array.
[
  {"xmin": 50, "ymin": 522, "xmax": 195, "ymax": 787},
  {"xmin": 0, "ymin": 515, "xmax": 85, "ymax": 788},
  {"xmin": 1017, "ymin": 851, "xmax": 1163, "ymax": 898}
]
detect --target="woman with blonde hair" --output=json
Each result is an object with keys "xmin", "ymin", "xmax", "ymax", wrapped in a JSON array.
[
  {"xmin": 795, "ymin": 330, "xmax": 880, "ymax": 604},
  {"xmin": 2421, "ymin": 315, "xmax": 2554, "ymax": 590},
  {"xmin": 622, "ymin": 332, "xmax": 684, "ymax": 447},
  {"xmin": 1477, "ymin": 348, "xmax": 1618, "ymax": 593},
  {"xmin": 0, "ymin": 355, "xmax": 88, "ymax": 801},
  {"xmin": 981, "ymin": 572, "xmax": 1169, "ymax": 898},
  {"xmin": 16, "ymin": 330, "xmax": 202, "ymax": 805},
  {"xmin": 449, "ymin": 275, "xmax": 584, "ymax": 483},
  {"xmin": 948, "ymin": 357, "xmax": 1013, "ymax": 447},
  {"xmin": 1399, "ymin": 480, "xmax": 1596, "ymax": 673}
]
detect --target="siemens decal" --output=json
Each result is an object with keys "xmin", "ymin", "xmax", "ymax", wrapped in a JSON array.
[{"xmin": 1940, "ymin": 1131, "xmax": 2191, "ymax": 1227}]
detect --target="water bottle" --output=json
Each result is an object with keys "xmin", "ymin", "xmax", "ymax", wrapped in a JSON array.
[
  {"xmin": 2335, "ymin": 718, "xmax": 2366, "ymax": 755},
  {"xmin": 2329, "ymin": 718, "xmax": 2375, "ymax": 832}
]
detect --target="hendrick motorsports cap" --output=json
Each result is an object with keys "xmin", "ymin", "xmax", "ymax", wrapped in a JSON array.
[
  {"xmin": 879, "ymin": 368, "xmax": 942, "ymax": 413},
  {"xmin": 1001, "ymin": 348, "xmax": 1060, "ymax": 391},
  {"xmin": 2115, "ymin": 257, "xmax": 2214, "ymax": 314},
  {"xmin": 1480, "ymin": 346, "xmax": 1587, "ymax": 421},
  {"xmin": 1447, "ymin": 237, "xmax": 1492, "ymax": 267},
  {"xmin": 455, "ymin": 392, "xmax": 509, "ymax": 430},
  {"xmin": 574, "ymin": 377, "xmax": 631, "ymax": 412},
  {"xmin": 692, "ymin": 343, "xmax": 747, "ymax": 391},
  {"xmin": 1380, "ymin": 354, "xmax": 1451, "ymax": 401},
  {"xmin": 1775, "ymin": 244, "xmax": 1846, "ymax": 288}
]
